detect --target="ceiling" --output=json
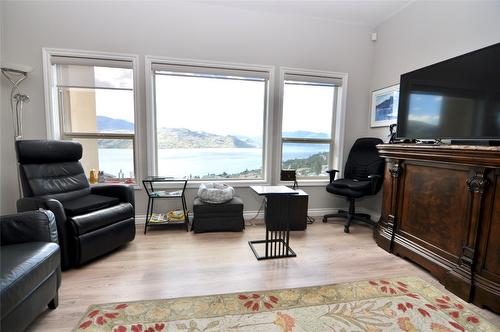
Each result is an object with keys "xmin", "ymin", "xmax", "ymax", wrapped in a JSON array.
[{"xmin": 197, "ymin": 0, "xmax": 414, "ymax": 28}]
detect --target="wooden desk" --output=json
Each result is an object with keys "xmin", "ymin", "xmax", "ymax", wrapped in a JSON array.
[
  {"xmin": 375, "ymin": 144, "xmax": 500, "ymax": 313},
  {"xmin": 249, "ymin": 185, "xmax": 298, "ymax": 260}
]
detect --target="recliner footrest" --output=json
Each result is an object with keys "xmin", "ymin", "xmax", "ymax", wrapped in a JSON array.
[{"xmin": 68, "ymin": 203, "xmax": 134, "ymax": 235}]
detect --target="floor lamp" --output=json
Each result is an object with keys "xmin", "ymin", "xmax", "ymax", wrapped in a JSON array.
[{"xmin": 1, "ymin": 63, "xmax": 33, "ymax": 198}]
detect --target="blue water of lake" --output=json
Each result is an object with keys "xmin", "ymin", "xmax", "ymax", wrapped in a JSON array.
[{"xmin": 98, "ymin": 145, "xmax": 328, "ymax": 178}]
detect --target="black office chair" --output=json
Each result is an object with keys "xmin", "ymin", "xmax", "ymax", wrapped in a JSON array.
[{"xmin": 323, "ymin": 137, "xmax": 385, "ymax": 233}]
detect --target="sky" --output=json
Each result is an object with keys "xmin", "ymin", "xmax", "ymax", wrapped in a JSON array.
[
  {"xmin": 88, "ymin": 67, "xmax": 336, "ymax": 137},
  {"xmin": 282, "ymin": 82, "xmax": 334, "ymax": 136},
  {"xmin": 155, "ymin": 75, "xmax": 265, "ymax": 137},
  {"xmin": 94, "ymin": 67, "xmax": 135, "ymax": 123}
]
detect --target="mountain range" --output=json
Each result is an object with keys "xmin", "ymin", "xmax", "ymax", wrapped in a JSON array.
[
  {"xmin": 97, "ymin": 116, "xmax": 328, "ymax": 149},
  {"xmin": 97, "ymin": 116, "xmax": 134, "ymax": 132}
]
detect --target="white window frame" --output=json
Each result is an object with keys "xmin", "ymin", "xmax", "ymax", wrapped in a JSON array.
[
  {"xmin": 276, "ymin": 67, "xmax": 348, "ymax": 186},
  {"xmin": 145, "ymin": 56, "xmax": 274, "ymax": 188},
  {"xmin": 42, "ymin": 48, "xmax": 142, "ymax": 187}
]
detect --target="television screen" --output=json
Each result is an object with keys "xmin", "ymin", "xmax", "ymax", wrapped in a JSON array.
[{"xmin": 397, "ymin": 43, "xmax": 500, "ymax": 140}]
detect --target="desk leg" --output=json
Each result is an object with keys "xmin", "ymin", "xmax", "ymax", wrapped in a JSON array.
[
  {"xmin": 265, "ymin": 219, "xmax": 269, "ymax": 257},
  {"xmin": 181, "ymin": 195, "xmax": 189, "ymax": 232},
  {"xmin": 248, "ymin": 194, "xmax": 297, "ymax": 260},
  {"xmin": 144, "ymin": 197, "xmax": 152, "ymax": 235}
]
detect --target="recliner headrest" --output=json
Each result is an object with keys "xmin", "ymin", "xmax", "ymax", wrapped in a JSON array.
[{"xmin": 16, "ymin": 140, "xmax": 83, "ymax": 164}]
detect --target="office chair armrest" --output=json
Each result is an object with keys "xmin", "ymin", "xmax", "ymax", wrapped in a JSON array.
[
  {"xmin": 368, "ymin": 174, "xmax": 382, "ymax": 192},
  {"xmin": 326, "ymin": 169, "xmax": 339, "ymax": 183}
]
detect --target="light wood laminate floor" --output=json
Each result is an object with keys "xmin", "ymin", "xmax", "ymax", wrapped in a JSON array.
[{"xmin": 29, "ymin": 220, "xmax": 499, "ymax": 331}]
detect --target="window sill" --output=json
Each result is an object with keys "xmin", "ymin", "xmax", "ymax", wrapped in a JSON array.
[
  {"xmin": 139, "ymin": 178, "xmax": 271, "ymax": 190},
  {"xmin": 278, "ymin": 179, "xmax": 330, "ymax": 187}
]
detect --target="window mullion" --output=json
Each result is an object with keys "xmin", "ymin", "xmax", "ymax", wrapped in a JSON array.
[
  {"xmin": 281, "ymin": 137, "xmax": 331, "ymax": 144},
  {"xmin": 330, "ymin": 87, "xmax": 339, "ymax": 172},
  {"xmin": 56, "ymin": 85, "xmax": 133, "ymax": 92},
  {"xmin": 63, "ymin": 132, "xmax": 134, "ymax": 139}
]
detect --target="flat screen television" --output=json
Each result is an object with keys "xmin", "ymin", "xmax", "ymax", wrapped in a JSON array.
[{"xmin": 396, "ymin": 43, "xmax": 500, "ymax": 142}]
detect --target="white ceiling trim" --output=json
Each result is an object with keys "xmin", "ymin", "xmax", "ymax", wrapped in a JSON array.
[{"xmin": 191, "ymin": 0, "xmax": 416, "ymax": 28}]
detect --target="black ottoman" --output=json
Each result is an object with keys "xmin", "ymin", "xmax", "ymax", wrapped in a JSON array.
[{"xmin": 192, "ymin": 196, "xmax": 244, "ymax": 233}]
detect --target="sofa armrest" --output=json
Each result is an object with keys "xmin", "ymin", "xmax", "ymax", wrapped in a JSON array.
[
  {"xmin": 17, "ymin": 197, "xmax": 72, "ymax": 269},
  {"xmin": 91, "ymin": 184, "xmax": 135, "ymax": 209},
  {"xmin": 17, "ymin": 197, "xmax": 68, "ymax": 229},
  {"xmin": 1, "ymin": 210, "xmax": 58, "ymax": 245},
  {"xmin": 17, "ymin": 196, "xmax": 49, "ymax": 212}
]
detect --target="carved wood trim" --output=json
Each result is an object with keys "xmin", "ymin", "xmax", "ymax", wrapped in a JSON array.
[
  {"xmin": 387, "ymin": 162, "xmax": 403, "ymax": 251},
  {"xmin": 389, "ymin": 163, "xmax": 402, "ymax": 178},
  {"xmin": 449, "ymin": 170, "xmax": 490, "ymax": 300},
  {"xmin": 466, "ymin": 174, "xmax": 489, "ymax": 194}
]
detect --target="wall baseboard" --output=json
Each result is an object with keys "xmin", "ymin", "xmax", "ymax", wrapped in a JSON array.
[{"xmin": 134, "ymin": 207, "xmax": 380, "ymax": 225}]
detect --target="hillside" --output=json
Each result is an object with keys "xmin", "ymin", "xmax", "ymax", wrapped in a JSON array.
[
  {"xmin": 96, "ymin": 116, "xmax": 328, "ymax": 150},
  {"xmin": 282, "ymin": 131, "xmax": 329, "ymax": 139},
  {"xmin": 282, "ymin": 151, "xmax": 328, "ymax": 176},
  {"xmin": 157, "ymin": 128, "xmax": 258, "ymax": 149},
  {"xmin": 97, "ymin": 116, "xmax": 134, "ymax": 132}
]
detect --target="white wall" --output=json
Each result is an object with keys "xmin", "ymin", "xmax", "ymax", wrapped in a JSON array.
[
  {"xmin": 0, "ymin": 3, "xmax": 18, "ymax": 215},
  {"xmin": 363, "ymin": 0, "xmax": 500, "ymax": 213},
  {"xmin": 0, "ymin": 1, "xmax": 376, "ymax": 217}
]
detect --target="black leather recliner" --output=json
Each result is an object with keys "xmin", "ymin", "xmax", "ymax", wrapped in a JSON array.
[
  {"xmin": 1, "ymin": 210, "xmax": 61, "ymax": 332},
  {"xmin": 16, "ymin": 140, "xmax": 136, "ymax": 269},
  {"xmin": 323, "ymin": 137, "xmax": 385, "ymax": 233}
]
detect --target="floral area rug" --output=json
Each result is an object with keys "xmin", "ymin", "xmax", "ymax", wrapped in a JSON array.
[{"xmin": 75, "ymin": 276, "xmax": 498, "ymax": 331}]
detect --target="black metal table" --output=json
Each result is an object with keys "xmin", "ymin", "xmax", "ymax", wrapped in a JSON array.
[
  {"xmin": 248, "ymin": 185, "xmax": 298, "ymax": 260},
  {"xmin": 142, "ymin": 176, "xmax": 189, "ymax": 234}
]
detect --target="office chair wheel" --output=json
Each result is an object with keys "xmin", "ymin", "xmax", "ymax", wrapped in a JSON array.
[
  {"xmin": 344, "ymin": 225, "xmax": 350, "ymax": 233},
  {"xmin": 322, "ymin": 216, "xmax": 328, "ymax": 223}
]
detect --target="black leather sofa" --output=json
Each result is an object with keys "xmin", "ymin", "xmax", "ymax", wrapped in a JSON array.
[
  {"xmin": 15, "ymin": 140, "xmax": 136, "ymax": 269},
  {"xmin": 1, "ymin": 210, "xmax": 61, "ymax": 332}
]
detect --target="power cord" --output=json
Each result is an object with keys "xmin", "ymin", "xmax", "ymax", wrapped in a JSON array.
[
  {"xmin": 292, "ymin": 179, "xmax": 314, "ymax": 225},
  {"xmin": 247, "ymin": 198, "xmax": 265, "ymax": 226}
]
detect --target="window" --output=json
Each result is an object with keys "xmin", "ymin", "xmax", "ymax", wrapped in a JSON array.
[
  {"xmin": 151, "ymin": 61, "xmax": 270, "ymax": 180},
  {"xmin": 50, "ymin": 55, "xmax": 136, "ymax": 183},
  {"xmin": 280, "ymin": 72, "xmax": 341, "ymax": 178}
]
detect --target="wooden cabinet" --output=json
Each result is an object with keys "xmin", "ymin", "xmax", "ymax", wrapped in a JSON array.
[{"xmin": 375, "ymin": 144, "xmax": 500, "ymax": 313}]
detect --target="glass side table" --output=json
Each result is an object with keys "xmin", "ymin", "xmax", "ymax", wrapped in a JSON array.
[{"xmin": 142, "ymin": 176, "xmax": 189, "ymax": 234}]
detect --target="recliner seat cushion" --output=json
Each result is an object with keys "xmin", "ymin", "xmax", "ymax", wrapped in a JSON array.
[
  {"xmin": 69, "ymin": 203, "xmax": 134, "ymax": 235},
  {"xmin": 1, "ymin": 242, "xmax": 60, "ymax": 317},
  {"xmin": 62, "ymin": 194, "xmax": 120, "ymax": 216}
]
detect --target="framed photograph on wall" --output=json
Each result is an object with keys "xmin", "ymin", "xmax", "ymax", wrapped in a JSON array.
[{"xmin": 370, "ymin": 84, "xmax": 399, "ymax": 127}]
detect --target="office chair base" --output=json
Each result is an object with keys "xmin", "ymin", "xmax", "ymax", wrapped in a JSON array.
[{"xmin": 323, "ymin": 210, "xmax": 376, "ymax": 233}]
